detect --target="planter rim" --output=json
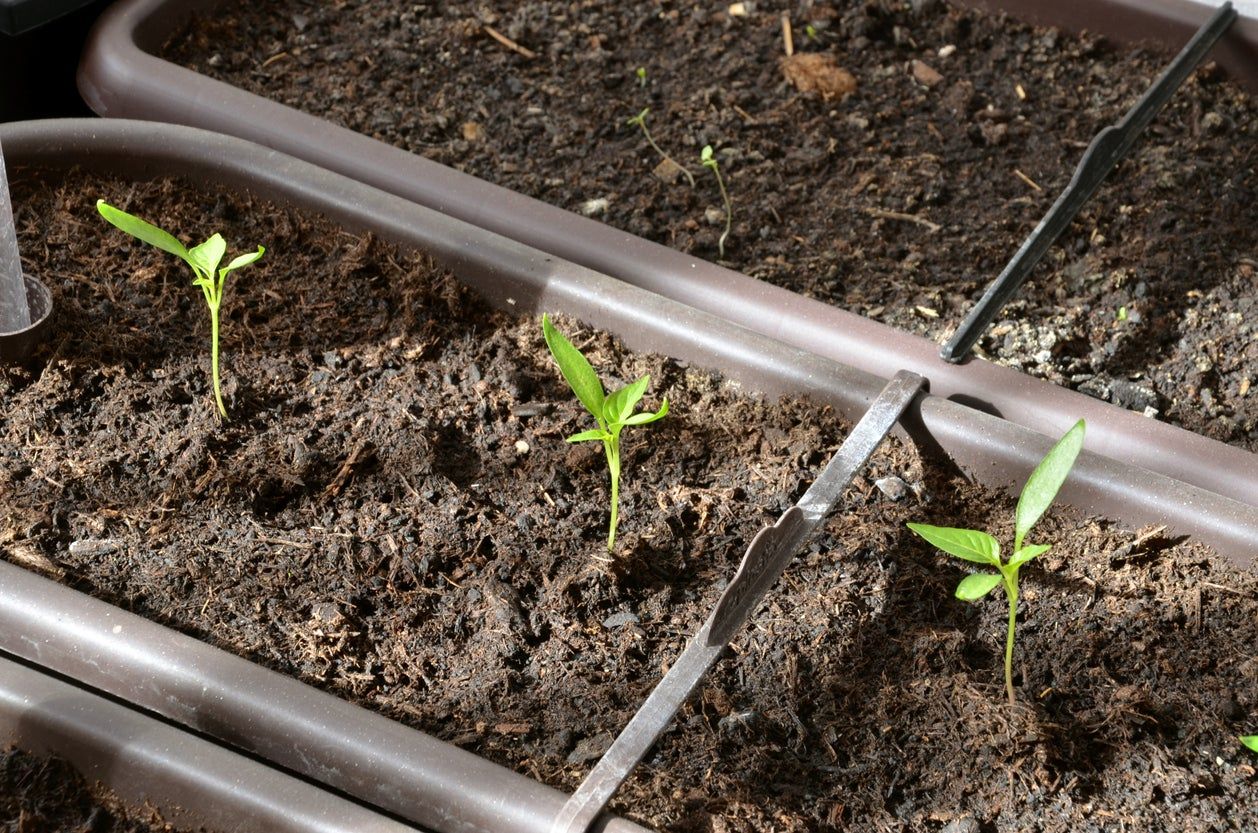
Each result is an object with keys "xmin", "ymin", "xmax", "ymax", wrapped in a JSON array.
[
  {"xmin": 77, "ymin": 0, "xmax": 1258, "ymax": 510},
  {"xmin": 2, "ymin": 116, "xmax": 1256, "ymax": 833},
  {"xmin": 0, "ymin": 653, "xmax": 423, "ymax": 833}
]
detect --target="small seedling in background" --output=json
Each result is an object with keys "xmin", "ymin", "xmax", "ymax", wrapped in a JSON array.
[
  {"xmin": 626, "ymin": 108, "xmax": 695, "ymax": 188},
  {"xmin": 542, "ymin": 314, "xmax": 669, "ymax": 552},
  {"xmin": 636, "ymin": 66, "xmax": 647, "ymax": 87},
  {"xmin": 96, "ymin": 200, "xmax": 265, "ymax": 419},
  {"xmin": 700, "ymin": 145, "xmax": 732, "ymax": 258},
  {"xmin": 805, "ymin": 23, "xmax": 818, "ymax": 39},
  {"xmin": 1243, "ymin": 736, "xmax": 1258, "ymax": 753},
  {"xmin": 908, "ymin": 419, "xmax": 1086, "ymax": 705},
  {"xmin": 1117, "ymin": 305, "xmax": 1128, "ymax": 321}
]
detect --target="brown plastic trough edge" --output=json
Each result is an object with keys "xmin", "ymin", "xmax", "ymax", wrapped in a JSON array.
[
  {"xmin": 77, "ymin": 0, "xmax": 1258, "ymax": 510},
  {"xmin": 0, "ymin": 653, "xmax": 422, "ymax": 833},
  {"xmin": 0, "ymin": 117, "xmax": 1254, "ymax": 832}
]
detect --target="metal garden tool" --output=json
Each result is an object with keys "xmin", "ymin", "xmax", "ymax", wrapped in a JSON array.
[{"xmin": 551, "ymin": 369, "xmax": 926, "ymax": 833}]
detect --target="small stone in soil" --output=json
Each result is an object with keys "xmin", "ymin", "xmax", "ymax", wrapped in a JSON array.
[
  {"xmin": 579, "ymin": 197, "xmax": 610, "ymax": 216},
  {"xmin": 68, "ymin": 539, "xmax": 122, "ymax": 557},
  {"xmin": 514, "ymin": 440, "xmax": 530, "ymax": 454},
  {"xmin": 601, "ymin": 610, "xmax": 639, "ymax": 629},
  {"xmin": 652, "ymin": 157, "xmax": 685, "ymax": 185},
  {"xmin": 911, "ymin": 59, "xmax": 944, "ymax": 87},
  {"xmin": 567, "ymin": 731, "xmax": 614, "ymax": 764},
  {"xmin": 874, "ymin": 476, "xmax": 908, "ymax": 501}
]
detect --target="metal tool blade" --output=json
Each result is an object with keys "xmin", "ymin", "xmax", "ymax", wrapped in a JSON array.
[{"xmin": 550, "ymin": 369, "xmax": 925, "ymax": 833}]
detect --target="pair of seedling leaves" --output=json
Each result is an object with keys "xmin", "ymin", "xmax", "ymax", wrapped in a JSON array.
[
  {"xmin": 542, "ymin": 314, "xmax": 669, "ymax": 551},
  {"xmin": 96, "ymin": 200, "xmax": 265, "ymax": 419},
  {"xmin": 909, "ymin": 418, "xmax": 1086, "ymax": 705}
]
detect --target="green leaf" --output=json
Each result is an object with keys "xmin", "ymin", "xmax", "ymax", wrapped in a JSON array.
[
  {"xmin": 1009, "ymin": 543, "xmax": 1051, "ymax": 568},
  {"xmin": 565, "ymin": 429, "xmax": 607, "ymax": 444},
  {"xmin": 604, "ymin": 376, "xmax": 649, "ymax": 425},
  {"xmin": 187, "ymin": 234, "xmax": 227, "ymax": 278},
  {"xmin": 1242, "ymin": 736, "xmax": 1258, "ymax": 753},
  {"xmin": 222, "ymin": 246, "xmax": 265, "ymax": 275},
  {"xmin": 96, "ymin": 200, "xmax": 188, "ymax": 260},
  {"xmin": 1015, "ymin": 419, "xmax": 1086, "ymax": 550},
  {"xmin": 542, "ymin": 314, "xmax": 605, "ymax": 418},
  {"xmin": 621, "ymin": 398, "xmax": 669, "ymax": 426},
  {"xmin": 955, "ymin": 572, "xmax": 1002, "ymax": 601},
  {"xmin": 906, "ymin": 523, "xmax": 1001, "ymax": 566},
  {"xmin": 700, "ymin": 145, "xmax": 715, "ymax": 165}
]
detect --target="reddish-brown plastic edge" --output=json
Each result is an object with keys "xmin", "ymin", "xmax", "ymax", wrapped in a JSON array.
[
  {"xmin": 76, "ymin": 0, "xmax": 1258, "ymax": 511},
  {"xmin": 0, "ymin": 118, "xmax": 1254, "ymax": 833},
  {"xmin": 0, "ymin": 653, "xmax": 425, "ymax": 833}
]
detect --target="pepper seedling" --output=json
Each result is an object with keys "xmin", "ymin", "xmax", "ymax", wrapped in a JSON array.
[
  {"xmin": 700, "ymin": 145, "xmax": 732, "ymax": 258},
  {"xmin": 908, "ymin": 419, "xmax": 1086, "ymax": 705},
  {"xmin": 626, "ymin": 108, "xmax": 695, "ymax": 188},
  {"xmin": 1243, "ymin": 736, "xmax": 1258, "ymax": 753},
  {"xmin": 97, "ymin": 200, "xmax": 265, "ymax": 419},
  {"xmin": 635, "ymin": 66, "xmax": 647, "ymax": 87},
  {"xmin": 542, "ymin": 314, "xmax": 669, "ymax": 551}
]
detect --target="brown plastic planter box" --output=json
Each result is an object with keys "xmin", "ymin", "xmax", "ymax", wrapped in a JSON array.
[
  {"xmin": 0, "ymin": 118, "xmax": 1255, "ymax": 832},
  {"xmin": 76, "ymin": 0, "xmax": 1258, "ymax": 515}
]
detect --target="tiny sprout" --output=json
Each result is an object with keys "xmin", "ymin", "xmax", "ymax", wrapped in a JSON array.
[
  {"xmin": 908, "ymin": 419, "xmax": 1086, "ymax": 705},
  {"xmin": 1117, "ymin": 305, "xmax": 1128, "ymax": 321},
  {"xmin": 541, "ymin": 314, "xmax": 669, "ymax": 551},
  {"xmin": 700, "ymin": 145, "xmax": 732, "ymax": 258},
  {"xmin": 1243, "ymin": 736, "xmax": 1258, "ymax": 753},
  {"xmin": 636, "ymin": 66, "xmax": 647, "ymax": 86},
  {"xmin": 626, "ymin": 108, "xmax": 695, "ymax": 188},
  {"xmin": 805, "ymin": 23, "xmax": 818, "ymax": 39},
  {"xmin": 96, "ymin": 200, "xmax": 265, "ymax": 419}
]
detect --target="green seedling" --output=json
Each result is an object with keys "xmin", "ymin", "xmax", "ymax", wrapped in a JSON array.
[
  {"xmin": 700, "ymin": 145, "xmax": 732, "ymax": 258},
  {"xmin": 541, "ymin": 314, "xmax": 669, "ymax": 551},
  {"xmin": 626, "ymin": 108, "xmax": 695, "ymax": 188},
  {"xmin": 1243, "ymin": 736, "xmax": 1258, "ymax": 753},
  {"xmin": 636, "ymin": 66, "xmax": 647, "ymax": 86},
  {"xmin": 1117, "ymin": 305, "xmax": 1128, "ymax": 322},
  {"xmin": 805, "ymin": 23, "xmax": 818, "ymax": 40},
  {"xmin": 97, "ymin": 200, "xmax": 265, "ymax": 419},
  {"xmin": 908, "ymin": 419, "xmax": 1086, "ymax": 705}
]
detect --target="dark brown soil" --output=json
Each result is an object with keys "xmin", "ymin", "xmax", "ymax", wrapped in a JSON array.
[
  {"xmin": 1, "ymin": 745, "xmax": 175, "ymax": 832},
  {"xmin": 2, "ymin": 171, "xmax": 1256, "ymax": 831},
  {"xmin": 161, "ymin": 0, "xmax": 1258, "ymax": 451}
]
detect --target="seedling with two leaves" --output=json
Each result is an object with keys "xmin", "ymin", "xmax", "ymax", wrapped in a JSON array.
[
  {"xmin": 542, "ymin": 314, "xmax": 669, "ymax": 551},
  {"xmin": 909, "ymin": 419, "xmax": 1086, "ymax": 705},
  {"xmin": 97, "ymin": 200, "xmax": 265, "ymax": 419}
]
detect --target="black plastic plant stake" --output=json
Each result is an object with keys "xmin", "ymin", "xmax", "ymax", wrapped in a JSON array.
[
  {"xmin": 939, "ymin": 1, "xmax": 1238, "ymax": 364},
  {"xmin": 550, "ymin": 369, "xmax": 926, "ymax": 833}
]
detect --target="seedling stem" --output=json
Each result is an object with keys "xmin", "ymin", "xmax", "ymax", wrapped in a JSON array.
[
  {"xmin": 541, "ymin": 314, "xmax": 669, "ymax": 551},
  {"xmin": 909, "ymin": 419, "xmax": 1086, "ymax": 705},
  {"xmin": 626, "ymin": 109, "xmax": 695, "ymax": 188},
  {"xmin": 96, "ymin": 200, "xmax": 265, "ymax": 419},
  {"xmin": 701, "ymin": 145, "xmax": 732, "ymax": 258}
]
